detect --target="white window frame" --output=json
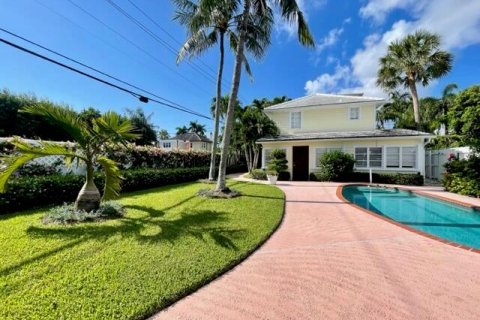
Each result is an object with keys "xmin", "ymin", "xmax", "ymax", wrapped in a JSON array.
[
  {"xmin": 354, "ymin": 146, "xmax": 383, "ymax": 169},
  {"xmin": 315, "ymin": 147, "xmax": 343, "ymax": 168},
  {"xmin": 348, "ymin": 106, "xmax": 361, "ymax": 120},
  {"xmin": 162, "ymin": 142, "xmax": 171, "ymax": 148},
  {"xmin": 290, "ymin": 111, "xmax": 302, "ymax": 129}
]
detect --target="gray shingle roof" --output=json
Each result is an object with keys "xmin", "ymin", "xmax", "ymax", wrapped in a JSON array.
[
  {"xmin": 257, "ymin": 129, "xmax": 432, "ymax": 142},
  {"xmin": 264, "ymin": 93, "xmax": 385, "ymax": 111},
  {"xmin": 171, "ymin": 132, "xmax": 212, "ymax": 142}
]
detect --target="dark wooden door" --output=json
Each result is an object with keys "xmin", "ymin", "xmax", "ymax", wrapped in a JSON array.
[{"xmin": 292, "ymin": 146, "xmax": 309, "ymax": 181}]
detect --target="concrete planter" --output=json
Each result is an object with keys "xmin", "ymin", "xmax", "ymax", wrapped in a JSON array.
[{"xmin": 267, "ymin": 175, "xmax": 278, "ymax": 185}]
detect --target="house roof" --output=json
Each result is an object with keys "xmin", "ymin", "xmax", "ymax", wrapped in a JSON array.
[
  {"xmin": 170, "ymin": 132, "xmax": 212, "ymax": 143},
  {"xmin": 264, "ymin": 93, "xmax": 385, "ymax": 111},
  {"xmin": 257, "ymin": 129, "xmax": 432, "ymax": 143}
]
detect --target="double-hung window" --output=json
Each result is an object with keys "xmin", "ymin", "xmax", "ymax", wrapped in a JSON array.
[
  {"xmin": 290, "ymin": 111, "xmax": 301, "ymax": 129},
  {"xmin": 163, "ymin": 142, "xmax": 171, "ymax": 148},
  {"xmin": 349, "ymin": 107, "xmax": 360, "ymax": 120},
  {"xmin": 315, "ymin": 147, "xmax": 342, "ymax": 167},
  {"xmin": 355, "ymin": 147, "xmax": 382, "ymax": 168}
]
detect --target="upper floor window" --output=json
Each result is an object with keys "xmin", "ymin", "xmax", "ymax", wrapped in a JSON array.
[
  {"xmin": 163, "ymin": 142, "xmax": 171, "ymax": 148},
  {"xmin": 290, "ymin": 111, "xmax": 301, "ymax": 129},
  {"xmin": 349, "ymin": 106, "xmax": 360, "ymax": 120}
]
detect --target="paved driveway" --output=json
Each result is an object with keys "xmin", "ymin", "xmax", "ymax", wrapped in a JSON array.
[{"xmin": 153, "ymin": 181, "xmax": 480, "ymax": 320}]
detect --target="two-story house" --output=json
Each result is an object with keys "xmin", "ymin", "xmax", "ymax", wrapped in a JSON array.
[
  {"xmin": 158, "ymin": 132, "xmax": 212, "ymax": 152},
  {"xmin": 257, "ymin": 93, "xmax": 432, "ymax": 180}
]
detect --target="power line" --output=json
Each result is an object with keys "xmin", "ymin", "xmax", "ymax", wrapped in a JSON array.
[
  {"xmin": 104, "ymin": 0, "xmax": 219, "ymax": 84},
  {"xmin": 63, "ymin": 0, "xmax": 213, "ymax": 97},
  {"xmin": 0, "ymin": 27, "xmax": 204, "ymax": 116},
  {"xmin": 0, "ymin": 36, "xmax": 212, "ymax": 120}
]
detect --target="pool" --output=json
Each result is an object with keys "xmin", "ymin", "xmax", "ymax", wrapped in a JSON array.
[{"xmin": 341, "ymin": 185, "xmax": 480, "ymax": 249}]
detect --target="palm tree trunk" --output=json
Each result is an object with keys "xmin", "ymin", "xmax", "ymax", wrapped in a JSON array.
[
  {"xmin": 216, "ymin": 0, "xmax": 250, "ymax": 192},
  {"xmin": 408, "ymin": 79, "xmax": 421, "ymax": 128},
  {"xmin": 209, "ymin": 31, "xmax": 225, "ymax": 181},
  {"xmin": 75, "ymin": 161, "xmax": 100, "ymax": 212}
]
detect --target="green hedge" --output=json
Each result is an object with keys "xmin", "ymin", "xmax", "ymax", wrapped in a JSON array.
[
  {"xmin": 0, "ymin": 167, "xmax": 210, "ymax": 214},
  {"xmin": 443, "ymin": 156, "xmax": 480, "ymax": 197},
  {"xmin": 250, "ymin": 169, "xmax": 290, "ymax": 181},
  {"xmin": 310, "ymin": 171, "xmax": 424, "ymax": 186}
]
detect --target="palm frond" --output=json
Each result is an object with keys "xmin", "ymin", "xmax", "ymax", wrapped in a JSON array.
[
  {"xmin": 93, "ymin": 111, "xmax": 139, "ymax": 143},
  {"xmin": 21, "ymin": 103, "xmax": 87, "ymax": 145},
  {"xmin": 97, "ymin": 156, "xmax": 122, "ymax": 201},
  {"xmin": 177, "ymin": 29, "xmax": 218, "ymax": 63},
  {"xmin": 0, "ymin": 153, "xmax": 36, "ymax": 192}
]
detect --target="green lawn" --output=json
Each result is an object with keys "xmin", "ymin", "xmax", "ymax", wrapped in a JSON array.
[{"xmin": 0, "ymin": 181, "xmax": 284, "ymax": 320}]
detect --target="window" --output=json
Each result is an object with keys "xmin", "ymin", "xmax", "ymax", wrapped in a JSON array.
[
  {"xmin": 202, "ymin": 142, "xmax": 208, "ymax": 150},
  {"xmin": 349, "ymin": 107, "xmax": 360, "ymax": 120},
  {"xmin": 162, "ymin": 142, "xmax": 171, "ymax": 148},
  {"xmin": 354, "ymin": 147, "xmax": 382, "ymax": 168},
  {"xmin": 386, "ymin": 147, "xmax": 400, "ymax": 168},
  {"xmin": 401, "ymin": 146, "xmax": 417, "ymax": 168},
  {"xmin": 290, "ymin": 111, "xmax": 301, "ymax": 129},
  {"xmin": 315, "ymin": 147, "xmax": 342, "ymax": 167}
]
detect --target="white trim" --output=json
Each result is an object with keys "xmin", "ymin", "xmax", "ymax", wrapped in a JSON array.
[
  {"xmin": 257, "ymin": 135, "xmax": 430, "ymax": 144},
  {"xmin": 354, "ymin": 146, "xmax": 383, "ymax": 169},
  {"xmin": 289, "ymin": 111, "xmax": 302, "ymax": 129},
  {"xmin": 354, "ymin": 145, "xmax": 419, "ymax": 170},
  {"xmin": 348, "ymin": 106, "xmax": 361, "ymax": 120}
]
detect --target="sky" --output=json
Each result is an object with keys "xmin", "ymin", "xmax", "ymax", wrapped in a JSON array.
[{"xmin": 0, "ymin": 0, "xmax": 479, "ymax": 136}]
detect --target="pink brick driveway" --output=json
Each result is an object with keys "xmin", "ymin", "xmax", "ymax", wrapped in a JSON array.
[{"xmin": 153, "ymin": 182, "xmax": 480, "ymax": 320}]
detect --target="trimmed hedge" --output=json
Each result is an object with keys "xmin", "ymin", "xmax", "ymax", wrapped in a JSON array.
[
  {"xmin": 443, "ymin": 156, "xmax": 480, "ymax": 197},
  {"xmin": 310, "ymin": 171, "xmax": 424, "ymax": 186},
  {"xmin": 1, "ymin": 167, "xmax": 210, "ymax": 214}
]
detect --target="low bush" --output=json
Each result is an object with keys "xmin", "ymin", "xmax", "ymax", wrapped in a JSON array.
[
  {"xmin": 443, "ymin": 155, "xmax": 480, "ymax": 197},
  {"xmin": 278, "ymin": 171, "xmax": 291, "ymax": 181},
  {"xmin": 0, "ymin": 167, "xmax": 209, "ymax": 214},
  {"xmin": 317, "ymin": 151, "xmax": 355, "ymax": 181},
  {"xmin": 250, "ymin": 169, "xmax": 267, "ymax": 180},
  {"xmin": 42, "ymin": 201, "xmax": 125, "ymax": 224},
  {"xmin": 310, "ymin": 171, "xmax": 424, "ymax": 186}
]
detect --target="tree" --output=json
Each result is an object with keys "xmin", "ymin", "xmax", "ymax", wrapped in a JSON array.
[
  {"xmin": 176, "ymin": 125, "xmax": 188, "ymax": 135},
  {"xmin": 126, "ymin": 107, "xmax": 157, "ymax": 145},
  {"xmin": 158, "ymin": 129, "xmax": 170, "ymax": 140},
  {"xmin": 174, "ymin": 0, "xmax": 270, "ymax": 181},
  {"xmin": 78, "ymin": 107, "xmax": 102, "ymax": 127},
  {"xmin": 377, "ymin": 30, "xmax": 453, "ymax": 128},
  {"xmin": 448, "ymin": 85, "xmax": 480, "ymax": 151},
  {"xmin": 215, "ymin": 0, "xmax": 314, "ymax": 192},
  {"xmin": 0, "ymin": 104, "xmax": 138, "ymax": 211},
  {"xmin": 188, "ymin": 120, "xmax": 207, "ymax": 135},
  {"xmin": 438, "ymin": 83, "xmax": 458, "ymax": 134}
]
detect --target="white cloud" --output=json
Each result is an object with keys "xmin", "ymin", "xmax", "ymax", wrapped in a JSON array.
[
  {"xmin": 359, "ymin": 0, "xmax": 427, "ymax": 24},
  {"xmin": 304, "ymin": 64, "xmax": 352, "ymax": 94},
  {"xmin": 316, "ymin": 27, "xmax": 344, "ymax": 53},
  {"xmin": 305, "ymin": 0, "xmax": 480, "ymax": 96}
]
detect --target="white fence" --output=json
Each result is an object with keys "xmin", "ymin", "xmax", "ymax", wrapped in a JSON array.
[{"xmin": 425, "ymin": 147, "xmax": 472, "ymax": 180}]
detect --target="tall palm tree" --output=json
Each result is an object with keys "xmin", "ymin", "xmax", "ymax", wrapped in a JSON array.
[
  {"xmin": 377, "ymin": 30, "xmax": 453, "ymax": 128},
  {"xmin": 0, "ymin": 104, "xmax": 138, "ymax": 211},
  {"xmin": 215, "ymin": 0, "xmax": 314, "ymax": 192},
  {"xmin": 174, "ymin": 0, "xmax": 271, "ymax": 181},
  {"xmin": 439, "ymin": 83, "xmax": 457, "ymax": 134},
  {"xmin": 188, "ymin": 120, "xmax": 207, "ymax": 135}
]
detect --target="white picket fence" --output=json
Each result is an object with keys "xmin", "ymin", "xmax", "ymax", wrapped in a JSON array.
[{"xmin": 425, "ymin": 147, "xmax": 472, "ymax": 180}]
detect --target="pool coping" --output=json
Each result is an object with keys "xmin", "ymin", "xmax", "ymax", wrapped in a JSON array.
[{"xmin": 336, "ymin": 184, "xmax": 480, "ymax": 254}]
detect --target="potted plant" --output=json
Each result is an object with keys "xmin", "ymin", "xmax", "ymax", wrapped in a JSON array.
[{"xmin": 266, "ymin": 149, "xmax": 288, "ymax": 185}]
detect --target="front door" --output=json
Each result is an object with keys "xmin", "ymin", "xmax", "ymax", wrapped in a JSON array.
[{"xmin": 292, "ymin": 146, "xmax": 309, "ymax": 181}]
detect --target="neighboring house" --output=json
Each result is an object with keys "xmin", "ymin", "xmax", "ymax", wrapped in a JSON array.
[
  {"xmin": 257, "ymin": 93, "xmax": 432, "ymax": 181},
  {"xmin": 158, "ymin": 132, "xmax": 212, "ymax": 152}
]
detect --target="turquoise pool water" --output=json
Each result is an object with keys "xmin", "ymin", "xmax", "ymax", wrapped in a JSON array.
[{"xmin": 342, "ymin": 185, "xmax": 480, "ymax": 249}]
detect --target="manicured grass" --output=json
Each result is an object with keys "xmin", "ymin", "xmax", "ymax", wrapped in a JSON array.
[{"xmin": 0, "ymin": 181, "xmax": 284, "ymax": 320}]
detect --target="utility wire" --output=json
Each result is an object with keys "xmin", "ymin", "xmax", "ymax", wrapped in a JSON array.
[
  {"xmin": 0, "ymin": 27, "xmax": 204, "ymax": 116},
  {"xmin": 0, "ymin": 36, "xmax": 212, "ymax": 120},
  {"xmin": 64, "ymin": 0, "xmax": 212, "ymax": 96},
  {"xmin": 104, "ymin": 0, "xmax": 219, "ymax": 84}
]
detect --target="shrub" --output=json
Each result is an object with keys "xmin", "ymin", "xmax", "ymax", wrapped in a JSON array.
[
  {"xmin": 0, "ymin": 167, "xmax": 209, "ymax": 214},
  {"xmin": 317, "ymin": 151, "xmax": 355, "ymax": 181},
  {"xmin": 266, "ymin": 149, "xmax": 288, "ymax": 175},
  {"xmin": 443, "ymin": 155, "xmax": 480, "ymax": 197},
  {"xmin": 42, "ymin": 201, "xmax": 125, "ymax": 224},
  {"xmin": 250, "ymin": 169, "xmax": 267, "ymax": 180},
  {"xmin": 310, "ymin": 171, "xmax": 424, "ymax": 186},
  {"xmin": 278, "ymin": 171, "xmax": 291, "ymax": 181}
]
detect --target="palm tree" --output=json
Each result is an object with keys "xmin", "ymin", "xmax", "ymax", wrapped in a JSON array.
[
  {"xmin": 174, "ymin": 0, "xmax": 270, "ymax": 181},
  {"xmin": 188, "ymin": 120, "xmax": 207, "ymax": 135},
  {"xmin": 439, "ymin": 83, "xmax": 457, "ymax": 134},
  {"xmin": 158, "ymin": 129, "xmax": 170, "ymax": 140},
  {"xmin": 0, "ymin": 104, "xmax": 138, "ymax": 211},
  {"xmin": 377, "ymin": 30, "xmax": 453, "ymax": 128},
  {"xmin": 176, "ymin": 125, "xmax": 188, "ymax": 135},
  {"xmin": 215, "ymin": 0, "xmax": 314, "ymax": 192}
]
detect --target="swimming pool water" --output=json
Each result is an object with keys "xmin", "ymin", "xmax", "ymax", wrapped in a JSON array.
[{"xmin": 342, "ymin": 185, "xmax": 480, "ymax": 249}]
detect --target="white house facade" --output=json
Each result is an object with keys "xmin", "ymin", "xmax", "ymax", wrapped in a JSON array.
[
  {"xmin": 158, "ymin": 132, "xmax": 212, "ymax": 152},
  {"xmin": 257, "ymin": 93, "xmax": 432, "ymax": 181}
]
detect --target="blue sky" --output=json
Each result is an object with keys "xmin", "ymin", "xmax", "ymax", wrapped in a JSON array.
[{"xmin": 0, "ymin": 0, "xmax": 479, "ymax": 136}]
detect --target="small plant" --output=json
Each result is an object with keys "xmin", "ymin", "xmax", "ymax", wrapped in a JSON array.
[
  {"xmin": 317, "ymin": 151, "xmax": 355, "ymax": 181},
  {"xmin": 42, "ymin": 201, "xmax": 125, "ymax": 224},
  {"xmin": 250, "ymin": 169, "xmax": 267, "ymax": 180},
  {"xmin": 266, "ymin": 149, "xmax": 288, "ymax": 176}
]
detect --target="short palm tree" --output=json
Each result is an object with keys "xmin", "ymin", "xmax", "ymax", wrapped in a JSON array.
[
  {"xmin": 0, "ymin": 104, "xmax": 138, "ymax": 212},
  {"xmin": 176, "ymin": 125, "xmax": 189, "ymax": 135},
  {"xmin": 215, "ymin": 0, "xmax": 314, "ymax": 192},
  {"xmin": 188, "ymin": 120, "xmax": 207, "ymax": 135},
  {"xmin": 377, "ymin": 30, "xmax": 453, "ymax": 128},
  {"xmin": 174, "ymin": 0, "xmax": 271, "ymax": 181}
]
